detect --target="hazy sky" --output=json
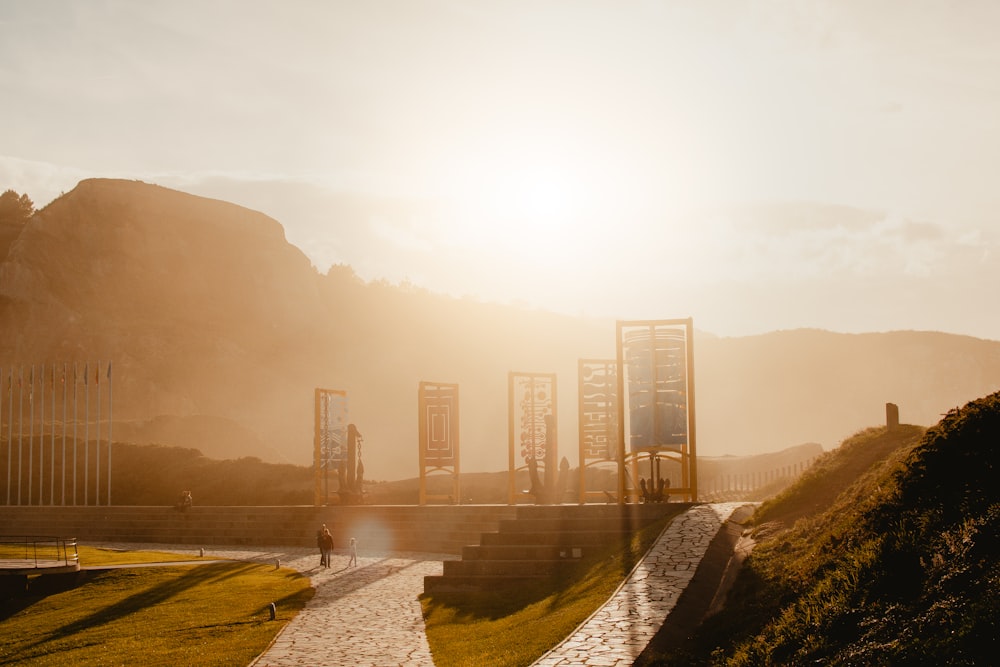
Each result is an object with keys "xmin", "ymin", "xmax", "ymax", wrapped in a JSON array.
[{"xmin": 2, "ymin": 1, "xmax": 998, "ymax": 340}]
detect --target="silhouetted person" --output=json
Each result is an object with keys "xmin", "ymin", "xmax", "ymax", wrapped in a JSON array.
[
  {"xmin": 527, "ymin": 456, "xmax": 545, "ymax": 501},
  {"xmin": 321, "ymin": 528, "xmax": 335, "ymax": 568},
  {"xmin": 175, "ymin": 490, "xmax": 192, "ymax": 512}
]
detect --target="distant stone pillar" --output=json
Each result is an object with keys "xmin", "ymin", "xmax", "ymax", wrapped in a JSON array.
[{"xmin": 886, "ymin": 403, "xmax": 899, "ymax": 431}]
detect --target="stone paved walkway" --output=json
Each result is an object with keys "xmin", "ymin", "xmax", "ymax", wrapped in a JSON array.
[
  {"xmin": 93, "ymin": 502, "xmax": 749, "ymax": 666},
  {"xmin": 249, "ymin": 551, "xmax": 451, "ymax": 666},
  {"xmin": 531, "ymin": 502, "xmax": 750, "ymax": 667}
]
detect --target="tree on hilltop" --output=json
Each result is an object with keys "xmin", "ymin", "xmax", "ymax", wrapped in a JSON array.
[{"xmin": 0, "ymin": 189, "xmax": 35, "ymax": 226}]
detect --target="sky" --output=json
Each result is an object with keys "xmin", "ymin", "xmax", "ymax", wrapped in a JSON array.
[{"xmin": 1, "ymin": 0, "xmax": 999, "ymax": 341}]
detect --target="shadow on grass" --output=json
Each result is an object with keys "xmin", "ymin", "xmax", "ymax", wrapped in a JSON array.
[
  {"xmin": 422, "ymin": 583, "xmax": 554, "ymax": 622},
  {"xmin": 0, "ymin": 590, "xmax": 36, "ymax": 622},
  {"xmin": 13, "ymin": 562, "xmax": 261, "ymax": 654},
  {"xmin": 0, "ymin": 571, "xmax": 101, "ymax": 622}
]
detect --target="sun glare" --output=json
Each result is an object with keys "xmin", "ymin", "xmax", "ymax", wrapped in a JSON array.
[
  {"xmin": 499, "ymin": 165, "xmax": 578, "ymax": 225},
  {"xmin": 448, "ymin": 156, "xmax": 592, "ymax": 264}
]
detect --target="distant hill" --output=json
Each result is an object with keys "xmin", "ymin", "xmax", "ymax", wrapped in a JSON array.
[
  {"xmin": 21, "ymin": 439, "xmax": 817, "ymax": 508},
  {"xmin": 1, "ymin": 178, "xmax": 999, "ymax": 481},
  {"xmin": 643, "ymin": 390, "xmax": 1000, "ymax": 664}
]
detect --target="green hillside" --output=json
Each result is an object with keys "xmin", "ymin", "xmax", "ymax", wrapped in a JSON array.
[{"xmin": 646, "ymin": 391, "xmax": 1000, "ymax": 665}]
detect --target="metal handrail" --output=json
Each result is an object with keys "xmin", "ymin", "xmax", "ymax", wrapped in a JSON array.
[{"xmin": 0, "ymin": 536, "xmax": 79, "ymax": 569}]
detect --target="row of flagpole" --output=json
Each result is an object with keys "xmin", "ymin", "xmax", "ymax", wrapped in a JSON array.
[{"xmin": 1, "ymin": 361, "xmax": 113, "ymax": 506}]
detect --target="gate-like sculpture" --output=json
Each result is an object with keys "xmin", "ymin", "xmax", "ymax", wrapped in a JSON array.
[
  {"xmin": 616, "ymin": 319, "xmax": 698, "ymax": 502},
  {"xmin": 577, "ymin": 358, "xmax": 619, "ymax": 503},
  {"xmin": 314, "ymin": 388, "xmax": 349, "ymax": 506},
  {"xmin": 418, "ymin": 381, "xmax": 460, "ymax": 505},
  {"xmin": 507, "ymin": 372, "xmax": 557, "ymax": 504}
]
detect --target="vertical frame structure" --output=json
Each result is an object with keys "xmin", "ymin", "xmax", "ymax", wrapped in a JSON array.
[
  {"xmin": 615, "ymin": 319, "xmax": 698, "ymax": 502},
  {"xmin": 578, "ymin": 358, "xmax": 619, "ymax": 503},
  {"xmin": 314, "ymin": 388, "xmax": 348, "ymax": 506},
  {"xmin": 507, "ymin": 371, "xmax": 557, "ymax": 504},
  {"xmin": 418, "ymin": 381, "xmax": 460, "ymax": 505}
]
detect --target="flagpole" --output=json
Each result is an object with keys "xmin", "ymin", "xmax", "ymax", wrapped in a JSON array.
[
  {"xmin": 95, "ymin": 360, "xmax": 101, "ymax": 505},
  {"xmin": 6, "ymin": 369, "xmax": 12, "ymax": 505},
  {"xmin": 107, "ymin": 361, "xmax": 113, "ymax": 506},
  {"xmin": 72, "ymin": 362, "xmax": 78, "ymax": 506},
  {"xmin": 1, "ymin": 367, "xmax": 6, "ymax": 506},
  {"xmin": 28, "ymin": 365, "xmax": 34, "ymax": 505},
  {"xmin": 17, "ymin": 365, "xmax": 23, "ymax": 505},
  {"xmin": 62, "ymin": 363, "xmax": 67, "ymax": 506},
  {"xmin": 84, "ymin": 362, "xmax": 89, "ymax": 506},
  {"xmin": 50, "ymin": 364, "xmax": 56, "ymax": 505},
  {"xmin": 39, "ymin": 362, "xmax": 45, "ymax": 505}
]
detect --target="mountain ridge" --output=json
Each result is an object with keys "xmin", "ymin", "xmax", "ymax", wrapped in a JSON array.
[{"xmin": 0, "ymin": 178, "xmax": 997, "ymax": 480}]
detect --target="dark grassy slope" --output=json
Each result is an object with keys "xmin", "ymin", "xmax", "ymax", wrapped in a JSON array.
[{"xmin": 646, "ymin": 390, "xmax": 1000, "ymax": 666}]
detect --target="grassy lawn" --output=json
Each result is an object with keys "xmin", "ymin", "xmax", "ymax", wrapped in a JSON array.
[
  {"xmin": 78, "ymin": 544, "xmax": 206, "ymax": 566},
  {"xmin": 0, "ymin": 553, "xmax": 313, "ymax": 666},
  {"xmin": 421, "ymin": 507, "xmax": 684, "ymax": 667}
]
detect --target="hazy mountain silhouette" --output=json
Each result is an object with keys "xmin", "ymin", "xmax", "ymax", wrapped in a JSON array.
[{"xmin": 0, "ymin": 178, "xmax": 997, "ymax": 480}]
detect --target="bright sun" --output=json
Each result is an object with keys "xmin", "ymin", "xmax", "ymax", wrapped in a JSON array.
[
  {"xmin": 499, "ymin": 165, "xmax": 578, "ymax": 226},
  {"xmin": 449, "ymin": 157, "xmax": 589, "ymax": 262}
]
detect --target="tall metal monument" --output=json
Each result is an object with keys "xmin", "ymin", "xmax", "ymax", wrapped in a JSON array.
[
  {"xmin": 508, "ymin": 371, "xmax": 557, "ymax": 504},
  {"xmin": 314, "ymin": 388, "xmax": 348, "ymax": 505},
  {"xmin": 616, "ymin": 319, "xmax": 698, "ymax": 502},
  {"xmin": 418, "ymin": 381, "xmax": 460, "ymax": 505},
  {"xmin": 577, "ymin": 358, "xmax": 619, "ymax": 503}
]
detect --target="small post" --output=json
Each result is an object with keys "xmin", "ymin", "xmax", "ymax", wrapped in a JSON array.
[
  {"xmin": 274, "ymin": 558, "xmax": 280, "ymax": 570},
  {"xmin": 199, "ymin": 548, "xmax": 204, "ymax": 557},
  {"xmin": 268, "ymin": 602, "xmax": 276, "ymax": 620}
]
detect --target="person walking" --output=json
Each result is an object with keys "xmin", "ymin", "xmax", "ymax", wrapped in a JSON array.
[
  {"xmin": 348, "ymin": 537, "xmax": 357, "ymax": 567},
  {"xmin": 316, "ymin": 528, "xmax": 326, "ymax": 567},
  {"xmin": 321, "ymin": 527, "xmax": 335, "ymax": 568}
]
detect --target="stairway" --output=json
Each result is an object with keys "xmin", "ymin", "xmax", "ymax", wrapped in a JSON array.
[{"xmin": 423, "ymin": 503, "xmax": 685, "ymax": 594}]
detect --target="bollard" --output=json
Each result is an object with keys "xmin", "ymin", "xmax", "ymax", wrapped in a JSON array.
[
  {"xmin": 268, "ymin": 602, "xmax": 276, "ymax": 621},
  {"xmin": 274, "ymin": 558, "xmax": 280, "ymax": 570}
]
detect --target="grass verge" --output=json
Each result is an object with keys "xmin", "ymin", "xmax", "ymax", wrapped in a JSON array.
[
  {"xmin": 421, "ymin": 506, "xmax": 684, "ymax": 667},
  {"xmin": 0, "ymin": 557, "xmax": 313, "ymax": 666}
]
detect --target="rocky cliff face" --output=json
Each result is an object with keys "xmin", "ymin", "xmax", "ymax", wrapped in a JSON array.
[{"xmin": 0, "ymin": 179, "xmax": 329, "ymax": 461}]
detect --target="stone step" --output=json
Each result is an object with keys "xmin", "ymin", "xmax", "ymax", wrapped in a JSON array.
[
  {"xmin": 512, "ymin": 503, "xmax": 688, "ymax": 520},
  {"xmin": 421, "ymin": 503, "xmax": 685, "ymax": 595},
  {"xmin": 479, "ymin": 529, "xmax": 633, "ymax": 547},
  {"xmin": 496, "ymin": 516, "xmax": 647, "ymax": 534},
  {"xmin": 423, "ymin": 573, "xmax": 550, "ymax": 595},
  {"xmin": 461, "ymin": 544, "xmax": 587, "ymax": 561},
  {"xmin": 443, "ymin": 556, "xmax": 581, "ymax": 577}
]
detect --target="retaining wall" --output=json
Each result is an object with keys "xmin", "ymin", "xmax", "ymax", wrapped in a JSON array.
[{"xmin": 0, "ymin": 505, "xmax": 526, "ymax": 555}]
